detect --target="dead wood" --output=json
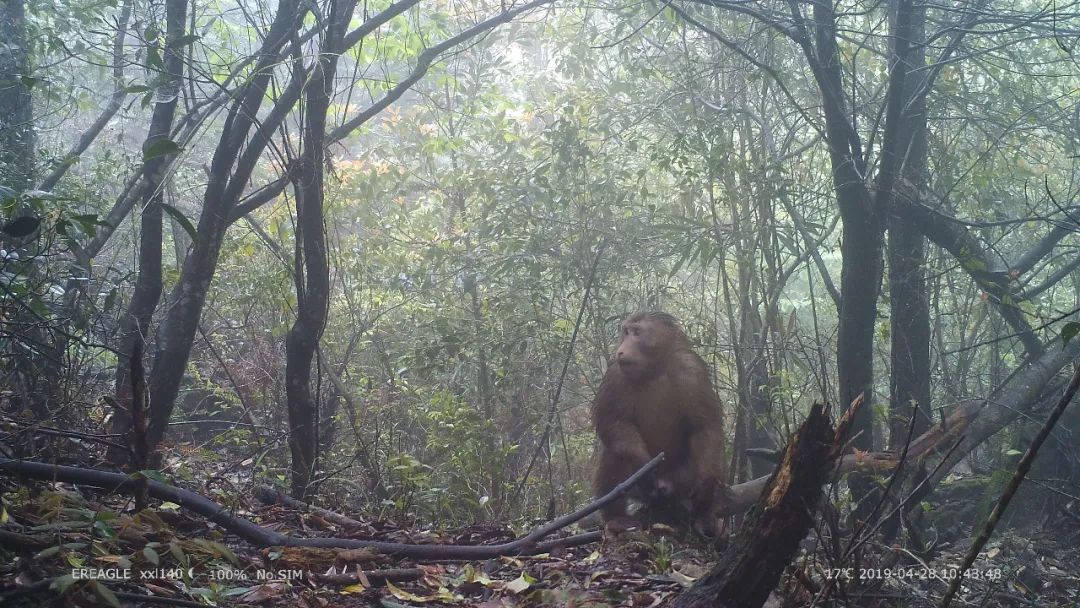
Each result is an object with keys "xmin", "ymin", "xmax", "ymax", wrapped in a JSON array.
[
  {"xmin": 0, "ymin": 529, "xmax": 52, "ymax": 550},
  {"xmin": 130, "ymin": 339, "xmax": 149, "ymax": 512},
  {"xmin": 262, "ymin": 546, "xmax": 387, "ymax": 570},
  {"xmin": 674, "ymin": 399, "xmax": 858, "ymax": 608},
  {"xmin": 254, "ymin": 484, "xmax": 366, "ymax": 528},
  {"xmin": 724, "ymin": 393, "xmax": 985, "ymax": 514}
]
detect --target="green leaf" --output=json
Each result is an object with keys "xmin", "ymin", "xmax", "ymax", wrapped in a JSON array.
[
  {"xmin": 147, "ymin": 45, "xmax": 164, "ymax": 71},
  {"xmin": 122, "ymin": 84, "xmax": 152, "ymax": 94},
  {"xmin": 962, "ymin": 257, "xmax": 987, "ymax": 273},
  {"xmin": 34, "ymin": 545, "xmax": 63, "ymax": 560},
  {"xmin": 143, "ymin": 138, "xmax": 182, "ymax": 161},
  {"xmin": 143, "ymin": 546, "xmax": 160, "ymax": 565},
  {"xmin": 93, "ymin": 519, "xmax": 117, "ymax": 539},
  {"xmin": 1062, "ymin": 321, "xmax": 1080, "ymax": 346},
  {"xmin": 160, "ymin": 203, "xmax": 197, "ymax": 240},
  {"xmin": 2, "ymin": 215, "xmax": 40, "ymax": 237},
  {"xmin": 191, "ymin": 537, "xmax": 238, "ymax": 563},
  {"xmin": 136, "ymin": 469, "xmax": 168, "ymax": 482}
]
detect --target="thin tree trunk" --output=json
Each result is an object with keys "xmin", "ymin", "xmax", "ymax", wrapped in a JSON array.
[
  {"xmin": 285, "ymin": 0, "xmax": 355, "ymax": 498},
  {"xmin": 142, "ymin": 0, "xmax": 545, "ymax": 452},
  {"xmin": 887, "ymin": 0, "xmax": 931, "ymax": 447},
  {"xmin": 0, "ymin": 0, "xmax": 65, "ymax": 426},
  {"xmin": 145, "ymin": 0, "xmax": 305, "ymax": 449},
  {"xmin": 810, "ymin": 0, "xmax": 883, "ymax": 454},
  {"xmin": 108, "ymin": 0, "xmax": 189, "ymax": 464},
  {"xmin": 0, "ymin": 0, "xmax": 33, "ymax": 192}
]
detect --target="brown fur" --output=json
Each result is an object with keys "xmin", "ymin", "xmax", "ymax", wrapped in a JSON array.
[{"xmin": 592, "ymin": 312, "xmax": 729, "ymax": 536}]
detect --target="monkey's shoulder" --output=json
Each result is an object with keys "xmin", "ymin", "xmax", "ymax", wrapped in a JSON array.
[{"xmin": 666, "ymin": 349, "xmax": 712, "ymax": 380}]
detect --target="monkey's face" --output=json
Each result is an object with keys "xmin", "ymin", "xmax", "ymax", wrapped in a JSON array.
[{"xmin": 615, "ymin": 318, "xmax": 662, "ymax": 377}]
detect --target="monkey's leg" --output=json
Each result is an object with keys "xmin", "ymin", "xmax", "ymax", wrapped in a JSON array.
[
  {"xmin": 685, "ymin": 426, "xmax": 729, "ymax": 538},
  {"xmin": 594, "ymin": 418, "xmax": 654, "ymax": 532},
  {"xmin": 687, "ymin": 480, "xmax": 729, "ymax": 539},
  {"xmin": 593, "ymin": 449, "xmax": 646, "ymax": 533}
]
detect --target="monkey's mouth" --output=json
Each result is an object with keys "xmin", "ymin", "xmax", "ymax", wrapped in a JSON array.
[{"xmin": 617, "ymin": 359, "xmax": 641, "ymax": 370}]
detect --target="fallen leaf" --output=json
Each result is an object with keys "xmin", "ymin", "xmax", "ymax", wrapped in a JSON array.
[
  {"xmin": 386, "ymin": 580, "xmax": 434, "ymax": 602},
  {"xmin": 340, "ymin": 583, "xmax": 366, "ymax": 594},
  {"xmin": 504, "ymin": 573, "xmax": 533, "ymax": 594},
  {"xmin": 239, "ymin": 583, "xmax": 285, "ymax": 604}
]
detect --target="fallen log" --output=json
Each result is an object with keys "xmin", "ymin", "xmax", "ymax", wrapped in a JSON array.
[{"xmin": 0, "ymin": 454, "xmax": 656, "ymax": 559}]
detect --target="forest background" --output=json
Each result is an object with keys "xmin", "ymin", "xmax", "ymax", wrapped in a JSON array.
[{"xmin": 1, "ymin": 0, "xmax": 1079, "ymax": 572}]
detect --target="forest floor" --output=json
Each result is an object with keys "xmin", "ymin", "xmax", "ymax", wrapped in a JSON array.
[{"xmin": 3, "ymin": 465, "xmax": 1080, "ymax": 607}]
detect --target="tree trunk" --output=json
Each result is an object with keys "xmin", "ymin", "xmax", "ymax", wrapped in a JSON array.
[
  {"xmin": 144, "ymin": 0, "xmax": 305, "ymax": 449},
  {"xmin": 109, "ymin": 0, "xmax": 189, "ymax": 465},
  {"xmin": 0, "ymin": 0, "xmax": 67, "ymax": 428},
  {"xmin": 888, "ymin": 220, "xmax": 930, "ymax": 443},
  {"xmin": 0, "ymin": 0, "xmax": 33, "ymax": 192},
  {"xmin": 836, "ymin": 206, "xmax": 884, "ymax": 449},
  {"xmin": 889, "ymin": 0, "xmax": 933, "ymax": 447},
  {"xmin": 738, "ymin": 303, "xmax": 774, "ymax": 477},
  {"xmin": 808, "ymin": 0, "xmax": 883, "ymax": 455},
  {"xmin": 718, "ymin": 122, "xmax": 778, "ymax": 479},
  {"xmin": 285, "ymin": 0, "xmax": 355, "ymax": 499},
  {"xmin": 887, "ymin": 0, "xmax": 930, "ymax": 447}
]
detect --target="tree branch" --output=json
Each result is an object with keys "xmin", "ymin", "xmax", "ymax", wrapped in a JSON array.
[{"xmin": 895, "ymin": 197, "xmax": 1043, "ymax": 356}]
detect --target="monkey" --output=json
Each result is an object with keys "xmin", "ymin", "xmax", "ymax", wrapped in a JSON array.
[{"xmin": 592, "ymin": 311, "xmax": 729, "ymax": 538}]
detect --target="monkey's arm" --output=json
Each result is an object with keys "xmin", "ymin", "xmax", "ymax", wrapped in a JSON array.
[
  {"xmin": 686, "ymin": 418, "xmax": 725, "ymax": 482},
  {"xmin": 676, "ymin": 354, "xmax": 727, "ymax": 483},
  {"xmin": 597, "ymin": 418, "xmax": 652, "ymax": 465},
  {"xmin": 593, "ymin": 371, "xmax": 652, "ymax": 465}
]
